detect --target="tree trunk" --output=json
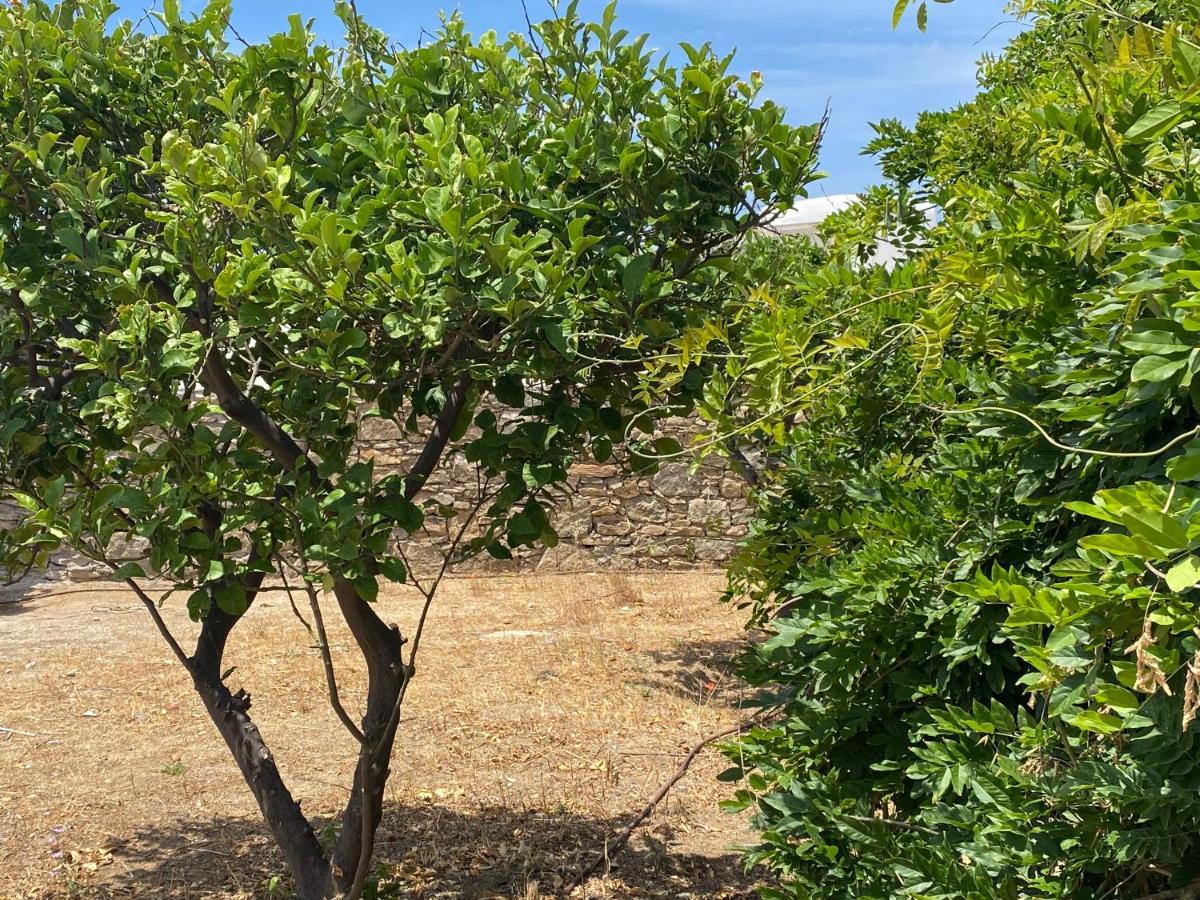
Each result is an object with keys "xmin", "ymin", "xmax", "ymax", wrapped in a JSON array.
[
  {"xmin": 189, "ymin": 580, "xmax": 337, "ymax": 900},
  {"xmin": 183, "ymin": 345, "xmax": 463, "ymax": 895},
  {"xmin": 191, "ymin": 666, "xmax": 338, "ymax": 900},
  {"xmin": 192, "ymin": 577, "xmax": 408, "ymax": 897},
  {"xmin": 329, "ymin": 576, "xmax": 407, "ymax": 892}
]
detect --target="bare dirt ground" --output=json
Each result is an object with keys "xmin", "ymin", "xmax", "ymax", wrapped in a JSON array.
[{"xmin": 0, "ymin": 572, "xmax": 767, "ymax": 899}]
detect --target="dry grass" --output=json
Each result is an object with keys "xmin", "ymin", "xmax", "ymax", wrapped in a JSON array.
[{"xmin": 0, "ymin": 572, "xmax": 766, "ymax": 899}]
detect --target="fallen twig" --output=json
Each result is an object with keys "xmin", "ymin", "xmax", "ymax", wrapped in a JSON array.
[
  {"xmin": 565, "ymin": 713, "xmax": 769, "ymax": 892},
  {"xmin": 0, "ymin": 725, "xmax": 37, "ymax": 737}
]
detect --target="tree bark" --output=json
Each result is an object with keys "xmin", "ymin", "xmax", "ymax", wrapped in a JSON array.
[
  {"xmin": 188, "ymin": 335, "xmax": 471, "ymax": 892},
  {"xmin": 328, "ymin": 575, "xmax": 406, "ymax": 891},
  {"xmin": 189, "ymin": 575, "xmax": 337, "ymax": 900},
  {"xmin": 326, "ymin": 375, "xmax": 469, "ymax": 889},
  {"xmin": 190, "ymin": 665, "xmax": 337, "ymax": 900}
]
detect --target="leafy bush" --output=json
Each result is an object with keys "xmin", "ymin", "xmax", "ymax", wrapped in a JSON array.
[{"xmin": 655, "ymin": 1, "xmax": 1200, "ymax": 896}]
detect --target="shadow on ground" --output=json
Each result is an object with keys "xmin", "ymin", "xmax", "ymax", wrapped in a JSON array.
[
  {"xmin": 88, "ymin": 802, "xmax": 763, "ymax": 899},
  {"xmin": 0, "ymin": 596, "xmax": 35, "ymax": 616},
  {"xmin": 633, "ymin": 637, "xmax": 747, "ymax": 704},
  {"xmin": 0, "ymin": 566, "xmax": 72, "ymax": 611}
]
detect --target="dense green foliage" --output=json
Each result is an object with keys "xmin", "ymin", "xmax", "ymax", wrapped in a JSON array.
[
  {"xmin": 0, "ymin": 2, "xmax": 816, "ymax": 895},
  {"xmin": 659, "ymin": 1, "xmax": 1200, "ymax": 896},
  {"xmin": 0, "ymin": 0, "xmax": 812, "ymax": 588}
]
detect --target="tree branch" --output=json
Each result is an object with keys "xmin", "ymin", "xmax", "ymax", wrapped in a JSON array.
[
  {"xmin": 1139, "ymin": 880, "xmax": 1200, "ymax": 900},
  {"xmin": 114, "ymin": 567, "xmax": 192, "ymax": 672},
  {"xmin": 6, "ymin": 289, "xmax": 81, "ymax": 399},
  {"xmin": 190, "ymin": 569, "xmax": 268, "ymax": 677},
  {"xmin": 843, "ymin": 815, "xmax": 939, "ymax": 837},
  {"xmin": 403, "ymin": 371, "xmax": 472, "ymax": 500},
  {"xmin": 280, "ymin": 558, "xmax": 365, "ymax": 744},
  {"xmin": 199, "ymin": 335, "xmax": 314, "ymax": 477},
  {"xmin": 566, "ymin": 712, "xmax": 773, "ymax": 891},
  {"xmin": 724, "ymin": 437, "xmax": 761, "ymax": 487},
  {"xmin": 345, "ymin": 475, "xmax": 494, "ymax": 897}
]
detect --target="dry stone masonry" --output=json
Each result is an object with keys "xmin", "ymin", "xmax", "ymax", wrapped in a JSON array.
[
  {"xmin": 2, "ymin": 416, "xmax": 751, "ymax": 582},
  {"xmin": 355, "ymin": 414, "xmax": 751, "ymax": 575}
]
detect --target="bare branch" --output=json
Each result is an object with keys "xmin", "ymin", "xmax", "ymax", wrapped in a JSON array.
[
  {"xmin": 6, "ymin": 289, "xmax": 81, "ymax": 399},
  {"xmin": 724, "ymin": 438, "xmax": 761, "ymax": 487},
  {"xmin": 842, "ymin": 815, "xmax": 939, "ymax": 837},
  {"xmin": 567, "ymin": 710, "xmax": 777, "ymax": 892},
  {"xmin": 199, "ymin": 335, "xmax": 314, "ymax": 477},
  {"xmin": 345, "ymin": 477, "xmax": 492, "ymax": 900},
  {"xmin": 110, "ymin": 565, "xmax": 192, "ymax": 672},
  {"xmin": 280, "ymin": 557, "xmax": 365, "ymax": 744},
  {"xmin": 1138, "ymin": 879, "xmax": 1200, "ymax": 900}
]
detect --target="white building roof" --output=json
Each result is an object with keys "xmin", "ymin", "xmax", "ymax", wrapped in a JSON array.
[
  {"xmin": 762, "ymin": 193, "xmax": 936, "ymax": 270},
  {"xmin": 767, "ymin": 194, "xmax": 861, "ymax": 237}
]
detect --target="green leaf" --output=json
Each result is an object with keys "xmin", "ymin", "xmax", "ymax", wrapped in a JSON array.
[
  {"xmin": 1167, "ymin": 449, "xmax": 1200, "ymax": 482},
  {"xmin": 494, "ymin": 374, "xmax": 525, "ymax": 407},
  {"xmin": 10, "ymin": 492, "xmax": 39, "ymax": 512},
  {"xmin": 1006, "ymin": 606, "xmax": 1056, "ymax": 627},
  {"xmin": 1069, "ymin": 710, "xmax": 1124, "ymax": 734},
  {"xmin": 1094, "ymin": 684, "xmax": 1140, "ymax": 711},
  {"xmin": 181, "ymin": 532, "xmax": 210, "ymax": 551},
  {"xmin": 44, "ymin": 475, "xmax": 66, "ymax": 508},
  {"xmin": 187, "ymin": 589, "xmax": 211, "ymax": 621},
  {"xmin": 1125, "ymin": 100, "xmax": 1186, "ymax": 143},
  {"xmin": 652, "ymin": 436, "xmax": 683, "ymax": 456},
  {"xmin": 622, "ymin": 253, "xmax": 655, "ymax": 299},
  {"xmin": 1078, "ymin": 533, "xmax": 1160, "ymax": 558},
  {"xmin": 113, "ymin": 562, "xmax": 145, "ymax": 580},
  {"xmin": 438, "ymin": 208, "xmax": 462, "ymax": 240},
  {"xmin": 378, "ymin": 557, "xmax": 407, "ymax": 583},
  {"xmin": 214, "ymin": 266, "xmax": 239, "ymax": 299},
  {"xmin": 37, "ymin": 132, "xmax": 58, "ymax": 160},
  {"xmin": 55, "ymin": 228, "xmax": 85, "ymax": 257},
  {"xmin": 1166, "ymin": 555, "xmax": 1200, "ymax": 592},
  {"xmin": 683, "ymin": 69, "xmax": 714, "ymax": 94},
  {"xmin": 592, "ymin": 436, "xmax": 613, "ymax": 463},
  {"xmin": 543, "ymin": 322, "xmax": 570, "ymax": 357},
  {"xmin": 1122, "ymin": 329, "xmax": 1190, "ymax": 356},
  {"xmin": 618, "ymin": 145, "xmax": 644, "ymax": 178},
  {"xmin": 353, "ymin": 575, "xmax": 379, "ymax": 603},
  {"xmin": 213, "ymin": 583, "xmax": 247, "ymax": 616},
  {"xmin": 1131, "ymin": 354, "xmax": 1189, "ymax": 384},
  {"xmin": 376, "ymin": 496, "xmax": 424, "ymax": 533}
]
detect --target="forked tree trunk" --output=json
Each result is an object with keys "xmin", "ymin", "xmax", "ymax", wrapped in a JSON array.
[
  {"xmin": 186, "ymin": 578, "xmax": 407, "ymax": 899},
  {"xmin": 179, "ymin": 346, "xmax": 468, "ymax": 896},
  {"xmin": 188, "ymin": 587, "xmax": 343, "ymax": 899}
]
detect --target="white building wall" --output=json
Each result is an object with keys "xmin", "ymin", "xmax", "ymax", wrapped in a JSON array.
[{"xmin": 763, "ymin": 193, "xmax": 935, "ymax": 269}]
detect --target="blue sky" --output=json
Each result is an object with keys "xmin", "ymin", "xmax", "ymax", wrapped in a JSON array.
[{"xmin": 155, "ymin": 0, "xmax": 1020, "ymax": 194}]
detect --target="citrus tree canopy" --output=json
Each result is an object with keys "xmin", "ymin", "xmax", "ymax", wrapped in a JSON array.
[{"xmin": 0, "ymin": 1, "xmax": 818, "ymax": 895}]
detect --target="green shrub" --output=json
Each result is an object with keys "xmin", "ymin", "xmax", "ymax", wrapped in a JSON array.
[{"xmin": 652, "ymin": 1, "xmax": 1200, "ymax": 895}]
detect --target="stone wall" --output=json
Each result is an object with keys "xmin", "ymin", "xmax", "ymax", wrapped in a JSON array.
[
  {"xmin": 1, "ymin": 417, "xmax": 752, "ymax": 581},
  {"xmin": 356, "ymin": 415, "xmax": 751, "ymax": 574},
  {"xmin": 0, "ymin": 501, "xmax": 21, "ymax": 534}
]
